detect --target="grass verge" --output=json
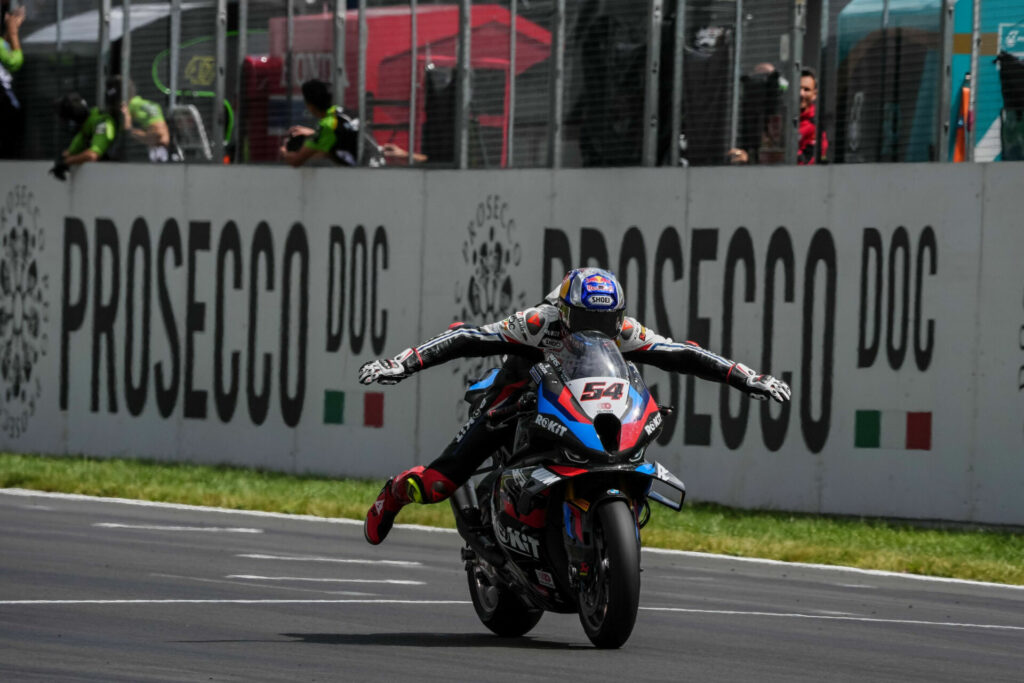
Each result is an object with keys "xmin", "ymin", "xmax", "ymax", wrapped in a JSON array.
[{"xmin": 2, "ymin": 452, "xmax": 1022, "ymax": 585}]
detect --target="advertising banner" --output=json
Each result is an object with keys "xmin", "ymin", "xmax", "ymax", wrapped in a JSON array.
[{"xmin": 1, "ymin": 160, "xmax": 1021, "ymax": 524}]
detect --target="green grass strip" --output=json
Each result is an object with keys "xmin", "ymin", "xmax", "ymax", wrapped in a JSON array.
[{"xmin": 2, "ymin": 452, "xmax": 1022, "ymax": 586}]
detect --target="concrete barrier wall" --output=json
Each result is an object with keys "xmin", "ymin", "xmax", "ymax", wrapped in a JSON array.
[{"xmin": 1, "ymin": 161, "xmax": 1021, "ymax": 524}]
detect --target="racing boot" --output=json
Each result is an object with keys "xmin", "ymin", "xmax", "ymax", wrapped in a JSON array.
[{"xmin": 364, "ymin": 466, "xmax": 457, "ymax": 545}]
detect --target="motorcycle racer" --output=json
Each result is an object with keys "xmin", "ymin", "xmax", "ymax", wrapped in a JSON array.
[{"xmin": 358, "ymin": 267, "xmax": 791, "ymax": 545}]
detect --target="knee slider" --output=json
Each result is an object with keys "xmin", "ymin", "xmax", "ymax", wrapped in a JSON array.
[{"xmin": 392, "ymin": 466, "xmax": 456, "ymax": 505}]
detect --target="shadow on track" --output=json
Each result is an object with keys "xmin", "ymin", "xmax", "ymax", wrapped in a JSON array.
[
  {"xmin": 176, "ymin": 633, "xmax": 588, "ymax": 649},
  {"xmin": 281, "ymin": 632, "xmax": 587, "ymax": 649}
]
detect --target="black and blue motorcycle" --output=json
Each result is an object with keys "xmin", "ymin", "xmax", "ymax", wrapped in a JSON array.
[{"xmin": 450, "ymin": 331, "xmax": 687, "ymax": 648}]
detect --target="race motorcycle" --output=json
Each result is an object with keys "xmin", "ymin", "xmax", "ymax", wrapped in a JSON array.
[{"xmin": 450, "ymin": 330, "xmax": 687, "ymax": 649}]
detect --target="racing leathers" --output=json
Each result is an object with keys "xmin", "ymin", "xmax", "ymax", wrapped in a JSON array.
[{"xmin": 359, "ymin": 287, "xmax": 791, "ymax": 544}]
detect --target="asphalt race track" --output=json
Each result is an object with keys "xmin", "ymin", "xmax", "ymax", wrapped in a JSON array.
[{"xmin": 1, "ymin": 489, "xmax": 1022, "ymax": 682}]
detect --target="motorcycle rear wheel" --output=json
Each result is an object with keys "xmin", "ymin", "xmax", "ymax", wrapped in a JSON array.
[
  {"xmin": 577, "ymin": 499, "xmax": 641, "ymax": 648},
  {"xmin": 466, "ymin": 562, "xmax": 543, "ymax": 637}
]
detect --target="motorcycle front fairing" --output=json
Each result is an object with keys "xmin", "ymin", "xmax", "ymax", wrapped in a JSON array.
[
  {"xmin": 517, "ymin": 332, "xmax": 664, "ymax": 462},
  {"xmin": 488, "ymin": 334, "xmax": 684, "ymax": 599}
]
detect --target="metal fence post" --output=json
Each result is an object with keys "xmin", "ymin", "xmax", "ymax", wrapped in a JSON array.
[
  {"xmin": 121, "ymin": 0, "xmax": 131, "ymax": 97},
  {"xmin": 455, "ymin": 0, "xmax": 471, "ymax": 168},
  {"xmin": 548, "ymin": 0, "xmax": 565, "ymax": 169},
  {"xmin": 642, "ymin": 0, "xmax": 664, "ymax": 166},
  {"xmin": 409, "ymin": 0, "xmax": 418, "ymax": 166},
  {"xmin": 507, "ymin": 0, "xmax": 516, "ymax": 167},
  {"xmin": 214, "ymin": 0, "xmax": 227, "ymax": 161},
  {"xmin": 967, "ymin": 0, "xmax": 980, "ymax": 162},
  {"xmin": 237, "ymin": 0, "xmax": 249, "ymax": 162},
  {"xmin": 56, "ymin": 0, "xmax": 64, "ymax": 52},
  {"xmin": 334, "ymin": 0, "xmax": 346, "ymax": 109},
  {"xmin": 878, "ymin": 0, "xmax": 890, "ymax": 160},
  {"xmin": 97, "ymin": 0, "xmax": 111, "ymax": 109},
  {"xmin": 119, "ymin": 0, "xmax": 131, "ymax": 161},
  {"xmin": 729, "ymin": 0, "xmax": 744, "ymax": 152},
  {"xmin": 286, "ymin": 0, "xmax": 295, "ymax": 132},
  {"xmin": 670, "ymin": 0, "xmax": 686, "ymax": 167},
  {"xmin": 785, "ymin": 0, "xmax": 806, "ymax": 165},
  {"xmin": 816, "ymin": 0, "xmax": 828, "ymax": 163},
  {"xmin": 934, "ymin": 0, "xmax": 954, "ymax": 162},
  {"xmin": 169, "ymin": 0, "xmax": 181, "ymax": 109},
  {"xmin": 358, "ymin": 0, "xmax": 368, "ymax": 165}
]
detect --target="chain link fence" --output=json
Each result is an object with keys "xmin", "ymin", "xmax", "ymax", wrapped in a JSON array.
[{"xmin": 4, "ymin": 0, "xmax": 1022, "ymax": 167}]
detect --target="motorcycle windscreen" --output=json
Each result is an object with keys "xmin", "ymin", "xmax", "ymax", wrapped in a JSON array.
[
  {"xmin": 555, "ymin": 332, "xmax": 632, "ymax": 421},
  {"xmin": 554, "ymin": 333, "xmax": 656, "ymax": 435}
]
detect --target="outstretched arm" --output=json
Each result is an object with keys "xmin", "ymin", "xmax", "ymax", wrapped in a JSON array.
[
  {"xmin": 358, "ymin": 307, "xmax": 556, "ymax": 386},
  {"xmin": 620, "ymin": 318, "xmax": 790, "ymax": 403}
]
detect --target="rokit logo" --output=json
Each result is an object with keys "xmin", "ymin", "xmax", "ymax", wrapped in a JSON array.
[
  {"xmin": 644, "ymin": 410, "xmax": 663, "ymax": 436},
  {"xmin": 0, "ymin": 186, "xmax": 50, "ymax": 438},
  {"xmin": 493, "ymin": 518, "xmax": 540, "ymax": 559},
  {"xmin": 455, "ymin": 409, "xmax": 481, "ymax": 443},
  {"xmin": 534, "ymin": 413, "xmax": 568, "ymax": 437}
]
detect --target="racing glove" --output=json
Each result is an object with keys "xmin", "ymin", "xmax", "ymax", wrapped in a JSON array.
[
  {"xmin": 358, "ymin": 355, "xmax": 412, "ymax": 385},
  {"xmin": 728, "ymin": 363, "xmax": 791, "ymax": 403},
  {"xmin": 745, "ymin": 373, "xmax": 791, "ymax": 403}
]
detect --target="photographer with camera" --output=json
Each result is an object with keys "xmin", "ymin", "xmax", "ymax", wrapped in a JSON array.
[
  {"xmin": 281, "ymin": 79, "xmax": 362, "ymax": 168},
  {"xmin": 50, "ymin": 80, "xmax": 120, "ymax": 181}
]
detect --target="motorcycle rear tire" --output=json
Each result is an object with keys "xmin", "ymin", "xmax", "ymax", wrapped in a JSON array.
[
  {"xmin": 578, "ymin": 499, "xmax": 641, "ymax": 649},
  {"xmin": 466, "ymin": 563, "xmax": 543, "ymax": 638}
]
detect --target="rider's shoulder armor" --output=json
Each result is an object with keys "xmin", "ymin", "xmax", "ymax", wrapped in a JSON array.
[
  {"xmin": 617, "ymin": 316, "xmax": 666, "ymax": 352},
  {"xmin": 484, "ymin": 304, "xmax": 562, "ymax": 348}
]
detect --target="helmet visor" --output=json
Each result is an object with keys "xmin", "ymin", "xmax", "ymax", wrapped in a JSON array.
[{"xmin": 563, "ymin": 307, "xmax": 624, "ymax": 338}]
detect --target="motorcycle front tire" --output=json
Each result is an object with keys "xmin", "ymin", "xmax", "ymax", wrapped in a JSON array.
[
  {"xmin": 577, "ymin": 499, "xmax": 642, "ymax": 648},
  {"xmin": 466, "ymin": 562, "xmax": 543, "ymax": 637}
]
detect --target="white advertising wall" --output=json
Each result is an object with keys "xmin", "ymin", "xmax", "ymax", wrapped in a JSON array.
[{"xmin": 1, "ymin": 160, "xmax": 1022, "ymax": 525}]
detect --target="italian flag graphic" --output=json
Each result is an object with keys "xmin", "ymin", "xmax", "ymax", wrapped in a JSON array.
[
  {"xmin": 323, "ymin": 391, "xmax": 385, "ymax": 427},
  {"xmin": 854, "ymin": 410, "xmax": 932, "ymax": 450}
]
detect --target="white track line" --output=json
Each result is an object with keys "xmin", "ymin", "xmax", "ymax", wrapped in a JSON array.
[
  {"xmin": 150, "ymin": 573, "xmax": 380, "ymax": 598},
  {"xmin": 2, "ymin": 598, "xmax": 1019, "ymax": 632},
  {"xmin": 238, "ymin": 553, "xmax": 421, "ymax": 566},
  {"xmin": 227, "ymin": 575, "xmax": 425, "ymax": 585},
  {"xmin": 0, "ymin": 599, "xmax": 469, "ymax": 606},
  {"xmin": 4, "ymin": 487, "xmax": 1022, "ymax": 592},
  {"xmin": 0, "ymin": 488, "xmax": 449, "ymax": 534},
  {"xmin": 638, "ymin": 606, "xmax": 1024, "ymax": 632},
  {"xmin": 94, "ymin": 523, "xmax": 263, "ymax": 533},
  {"xmin": 641, "ymin": 547, "xmax": 1024, "ymax": 591}
]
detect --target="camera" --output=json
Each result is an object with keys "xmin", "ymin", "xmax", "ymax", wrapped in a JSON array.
[{"xmin": 285, "ymin": 133, "xmax": 308, "ymax": 152}]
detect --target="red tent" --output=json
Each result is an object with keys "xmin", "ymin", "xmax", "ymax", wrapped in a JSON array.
[{"xmin": 250, "ymin": 5, "xmax": 551, "ymax": 164}]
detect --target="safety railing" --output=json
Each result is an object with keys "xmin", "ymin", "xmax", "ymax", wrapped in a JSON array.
[{"xmin": 4, "ymin": 0, "xmax": 1022, "ymax": 167}]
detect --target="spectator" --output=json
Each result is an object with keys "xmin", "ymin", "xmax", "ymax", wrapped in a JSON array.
[
  {"xmin": 281, "ymin": 79, "xmax": 359, "ymax": 167},
  {"xmin": 49, "ymin": 85, "xmax": 119, "ymax": 180},
  {"xmin": 117, "ymin": 76, "xmax": 178, "ymax": 162},
  {"xmin": 0, "ymin": 5, "xmax": 24, "ymax": 159},
  {"xmin": 798, "ymin": 67, "xmax": 827, "ymax": 164},
  {"xmin": 727, "ymin": 62, "xmax": 785, "ymax": 165}
]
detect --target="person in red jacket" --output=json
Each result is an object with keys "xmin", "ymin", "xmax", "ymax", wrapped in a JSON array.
[{"xmin": 798, "ymin": 67, "xmax": 827, "ymax": 164}]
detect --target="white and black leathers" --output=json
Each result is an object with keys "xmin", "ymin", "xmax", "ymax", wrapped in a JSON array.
[{"xmin": 359, "ymin": 287, "xmax": 791, "ymax": 403}]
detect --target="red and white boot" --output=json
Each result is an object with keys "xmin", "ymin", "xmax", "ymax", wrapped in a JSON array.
[{"xmin": 363, "ymin": 466, "xmax": 456, "ymax": 545}]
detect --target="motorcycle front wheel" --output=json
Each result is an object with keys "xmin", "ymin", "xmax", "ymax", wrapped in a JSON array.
[
  {"xmin": 577, "ymin": 499, "xmax": 641, "ymax": 648},
  {"xmin": 467, "ymin": 561, "xmax": 543, "ymax": 637}
]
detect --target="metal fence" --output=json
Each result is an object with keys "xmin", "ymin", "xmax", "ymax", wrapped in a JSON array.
[{"xmin": 4, "ymin": 0, "xmax": 1023, "ymax": 167}]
